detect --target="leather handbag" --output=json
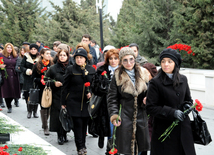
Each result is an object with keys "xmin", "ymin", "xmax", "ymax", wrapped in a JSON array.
[
  {"xmin": 88, "ymin": 94, "xmax": 104, "ymax": 118},
  {"xmin": 28, "ymin": 85, "xmax": 40, "ymax": 105},
  {"xmin": 0, "ymin": 73, "xmax": 3, "ymax": 86},
  {"xmin": 41, "ymin": 82, "xmax": 52, "ymax": 108},
  {"xmin": 191, "ymin": 109, "xmax": 212, "ymax": 145},
  {"xmin": 59, "ymin": 108, "xmax": 73, "ymax": 132}
]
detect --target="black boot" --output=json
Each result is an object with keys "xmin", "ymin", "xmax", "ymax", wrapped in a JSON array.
[
  {"xmin": 98, "ymin": 136, "xmax": 104, "ymax": 148},
  {"xmin": 27, "ymin": 104, "xmax": 33, "ymax": 118},
  {"xmin": 14, "ymin": 98, "xmax": 19, "ymax": 107},
  {"xmin": 33, "ymin": 105, "xmax": 39, "ymax": 118},
  {"xmin": 40, "ymin": 109, "xmax": 49, "ymax": 135},
  {"xmin": 63, "ymin": 131, "xmax": 68, "ymax": 142},
  {"xmin": 0, "ymin": 98, "xmax": 5, "ymax": 108},
  {"xmin": 57, "ymin": 132, "xmax": 64, "ymax": 145}
]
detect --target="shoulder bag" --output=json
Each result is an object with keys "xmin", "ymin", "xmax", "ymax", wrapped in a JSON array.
[
  {"xmin": 88, "ymin": 94, "xmax": 104, "ymax": 118},
  {"xmin": 28, "ymin": 84, "xmax": 40, "ymax": 105},
  {"xmin": 41, "ymin": 82, "xmax": 52, "ymax": 108},
  {"xmin": 191, "ymin": 109, "xmax": 212, "ymax": 145},
  {"xmin": 59, "ymin": 108, "xmax": 73, "ymax": 132}
]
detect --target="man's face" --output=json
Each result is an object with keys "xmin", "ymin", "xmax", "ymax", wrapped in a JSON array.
[
  {"xmin": 81, "ymin": 37, "xmax": 90, "ymax": 45},
  {"xmin": 130, "ymin": 46, "xmax": 138, "ymax": 57},
  {"xmin": 36, "ymin": 42, "xmax": 41, "ymax": 47}
]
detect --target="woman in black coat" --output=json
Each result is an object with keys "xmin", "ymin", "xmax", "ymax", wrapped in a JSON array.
[
  {"xmin": 146, "ymin": 48, "xmax": 196, "ymax": 155},
  {"xmin": 90, "ymin": 49, "xmax": 120, "ymax": 153},
  {"xmin": 61, "ymin": 49, "xmax": 95, "ymax": 155},
  {"xmin": 20, "ymin": 44, "xmax": 40, "ymax": 118},
  {"xmin": 32, "ymin": 48, "xmax": 54, "ymax": 135},
  {"xmin": 46, "ymin": 49, "xmax": 72, "ymax": 145},
  {"xmin": 107, "ymin": 47, "xmax": 150, "ymax": 155}
]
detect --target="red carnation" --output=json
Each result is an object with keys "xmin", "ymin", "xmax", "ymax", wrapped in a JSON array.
[
  {"xmin": 85, "ymin": 82, "xmax": 90, "ymax": 87},
  {"xmin": 192, "ymin": 52, "xmax": 195, "ymax": 56},
  {"xmin": 101, "ymin": 71, "xmax": 108, "ymax": 78},
  {"xmin": 18, "ymin": 147, "xmax": 23, "ymax": 151},
  {"xmin": 109, "ymin": 148, "xmax": 118, "ymax": 154},
  {"xmin": 0, "ymin": 109, "xmax": 2, "ymax": 111},
  {"xmin": 92, "ymin": 65, "xmax": 97, "ymax": 70},
  {"xmin": 41, "ymin": 75, "xmax": 45, "ymax": 79},
  {"xmin": 4, "ymin": 145, "xmax": 8, "ymax": 149},
  {"xmin": 0, "ymin": 57, "xmax": 3, "ymax": 64},
  {"xmin": 41, "ymin": 67, "xmax": 47, "ymax": 73},
  {"xmin": 195, "ymin": 99, "xmax": 203, "ymax": 111},
  {"xmin": 41, "ymin": 79, "xmax": 46, "ymax": 85}
]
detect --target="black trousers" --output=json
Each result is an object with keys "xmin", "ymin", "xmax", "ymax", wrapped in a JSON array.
[
  {"xmin": 5, "ymin": 98, "xmax": 13, "ymax": 109},
  {"xmin": 72, "ymin": 116, "xmax": 89, "ymax": 151}
]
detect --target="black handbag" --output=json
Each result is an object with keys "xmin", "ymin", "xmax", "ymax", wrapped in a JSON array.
[
  {"xmin": 191, "ymin": 109, "xmax": 212, "ymax": 145},
  {"xmin": 88, "ymin": 94, "xmax": 104, "ymax": 118},
  {"xmin": 28, "ymin": 85, "xmax": 40, "ymax": 105},
  {"xmin": 0, "ymin": 73, "xmax": 3, "ymax": 86},
  {"xmin": 59, "ymin": 108, "xmax": 73, "ymax": 132}
]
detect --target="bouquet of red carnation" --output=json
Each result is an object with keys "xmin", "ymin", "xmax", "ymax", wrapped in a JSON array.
[
  {"xmin": 0, "ymin": 57, "xmax": 8, "ymax": 79},
  {"xmin": 159, "ymin": 99, "xmax": 203, "ymax": 142},
  {"xmin": 0, "ymin": 145, "xmax": 23, "ymax": 154}
]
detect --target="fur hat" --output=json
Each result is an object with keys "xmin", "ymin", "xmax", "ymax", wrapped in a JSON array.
[
  {"xmin": 119, "ymin": 47, "xmax": 136, "ymax": 61},
  {"xmin": 159, "ymin": 48, "xmax": 182, "ymax": 68},
  {"xmin": 103, "ymin": 45, "xmax": 116, "ymax": 53},
  {"xmin": 74, "ymin": 48, "xmax": 88, "ymax": 61},
  {"xmin": 143, "ymin": 63, "xmax": 157, "ymax": 77},
  {"xmin": 53, "ymin": 41, "xmax": 61, "ymax": 47},
  {"xmin": 57, "ymin": 43, "xmax": 70, "ymax": 52},
  {"xmin": 30, "ymin": 44, "xmax": 39, "ymax": 50}
]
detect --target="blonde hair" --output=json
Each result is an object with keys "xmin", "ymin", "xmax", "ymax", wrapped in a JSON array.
[
  {"xmin": 76, "ymin": 42, "xmax": 92, "ymax": 60},
  {"xmin": 2, "ymin": 43, "xmax": 17, "ymax": 58}
]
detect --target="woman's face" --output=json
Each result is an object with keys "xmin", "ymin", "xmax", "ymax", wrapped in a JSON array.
[
  {"xmin": 109, "ymin": 54, "xmax": 119, "ymax": 68},
  {"xmin": 0, "ymin": 49, "xmax": 3, "ymax": 53},
  {"xmin": 6, "ymin": 45, "xmax": 12, "ymax": 54},
  {"xmin": 75, "ymin": 56, "xmax": 86, "ymax": 66},
  {"xmin": 21, "ymin": 48, "xmax": 25, "ymax": 56},
  {"xmin": 42, "ymin": 50, "xmax": 51, "ymax": 61},
  {"xmin": 122, "ymin": 55, "xmax": 135, "ymax": 70},
  {"xmin": 53, "ymin": 45, "xmax": 58, "ymax": 52},
  {"xmin": 59, "ymin": 51, "xmax": 68, "ymax": 62},
  {"xmin": 30, "ymin": 47, "xmax": 38, "ymax": 55},
  {"xmin": 161, "ymin": 57, "xmax": 175, "ymax": 74}
]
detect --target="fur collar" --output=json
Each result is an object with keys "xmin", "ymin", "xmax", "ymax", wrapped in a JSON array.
[
  {"xmin": 25, "ymin": 53, "xmax": 39, "ymax": 64},
  {"xmin": 114, "ymin": 65, "xmax": 149, "ymax": 97}
]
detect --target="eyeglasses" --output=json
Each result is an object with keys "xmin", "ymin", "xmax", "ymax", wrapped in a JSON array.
[{"xmin": 122, "ymin": 58, "xmax": 135, "ymax": 64}]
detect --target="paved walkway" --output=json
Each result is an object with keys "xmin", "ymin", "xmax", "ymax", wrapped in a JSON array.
[{"xmin": 1, "ymin": 98, "xmax": 214, "ymax": 155}]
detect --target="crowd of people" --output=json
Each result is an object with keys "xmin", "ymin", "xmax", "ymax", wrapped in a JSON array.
[{"xmin": 0, "ymin": 34, "xmax": 197, "ymax": 155}]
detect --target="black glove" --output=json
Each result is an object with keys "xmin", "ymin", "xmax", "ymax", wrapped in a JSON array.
[
  {"xmin": 183, "ymin": 103, "xmax": 191, "ymax": 111},
  {"xmin": 174, "ymin": 110, "xmax": 185, "ymax": 121}
]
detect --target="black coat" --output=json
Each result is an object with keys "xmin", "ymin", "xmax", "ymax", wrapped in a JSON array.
[
  {"xmin": 146, "ymin": 73, "xmax": 196, "ymax": 155},
  {"xmin": 15, "ymin": 56, "xmax": 24, "ymax": 84},
  {"xmin": 46, "ymin": 62, "xmax": 70, "ymax": 132},
  {"xmin": 20, "ymin": 53, "xmax": 39, "ymax": 91},
  {"xmin": 90, "ymin": 64, "xmax": 111, "ymax": 137},
  {"xmin": 61, "ymin": 63, "xmax": 96, "ymax": 117},
  {"xmin": 107, "ymin": 65, "xmax": 150, "ymax": 154},
  {"xmin": 32, "ymin": 62, "xmax": 52, "ymax": 104}
]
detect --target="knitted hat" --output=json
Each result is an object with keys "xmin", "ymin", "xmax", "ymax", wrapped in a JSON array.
[
  {"xmin": 74, "ymin": 48, "xmax": 88, "ymax": 61},
  {"xmin": 119, "ymin": 47, "xmax": 136, "ymax": 61},
  {"xmin": 57, "ymin": 43, "xmax": 70, "ymax": 52},
  {"xmin": 30, "ymin": 44, "xmax": 39, "ymax": 50},
  {"xmin": 159, "ymin": 48, "xmax": 182, "ymax": 68},
  {"xmin": 143, "ymin": 63, "xmax": 157, "ymax": 77},
  {"xmin": 103, "ymin": 45, "xmax": 116, "ymax": 53},
  {"xmin": 22, "ymin": 42, "xmax": 30, "ymax": 45},
  {"xmin": 129, "ymin": 43, "xmax": 139, "ymax": 51}
]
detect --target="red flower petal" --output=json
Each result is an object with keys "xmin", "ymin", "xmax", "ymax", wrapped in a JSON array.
[
  {"xmin": 92, "ymin": 65, "xmax": 97, "ymax": 70},
  {"xmin": 4, "ymin": 145, "xmax": 8, "ymax": 149},
  {"xmin": 101, "ymin": 71, "xmax": 107, "ymax": 76},
  {"xmin": 18, "ymin": 147, "xmax": 22, "ymax": 151},
  {"xmin": 84, "ymin": 82, "xmax": 90, "ymax": 87}
]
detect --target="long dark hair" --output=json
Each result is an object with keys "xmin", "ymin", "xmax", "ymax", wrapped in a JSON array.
[
  {"xmin": 36, "ymin": 48, "xmax": 54, "ymax": 74},
  {"xmin": 157, "ymin": 65, "xmax": 180, "ymax": 88}
]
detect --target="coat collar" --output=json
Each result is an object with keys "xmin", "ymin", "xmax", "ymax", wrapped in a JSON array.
[
  {"xmin": 25, "ymin": 53, "xmax": 39, "ymax": 64},
  {"xmin": 114, "ymin": 66, "xmax": 149, "ymax": 97},
  {"xmin": 161, "ymin": 73, "xmax": 184, "ymax": 86}
]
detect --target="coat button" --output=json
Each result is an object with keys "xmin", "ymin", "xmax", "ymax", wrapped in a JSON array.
[{"xmin": 176, "ymin": 92, "xmax": 180, "ymax": 96}]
